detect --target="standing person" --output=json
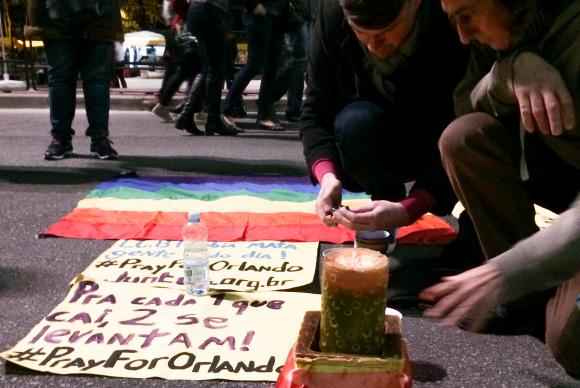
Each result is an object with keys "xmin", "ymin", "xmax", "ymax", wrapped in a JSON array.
[
  {"xmin": 302, "ymin": 0, "xmax": 466, "ymax": 239},
  {"xmin": 423, "ymin": 0, "xmax": 580, "ymax": 377},
  {"xmin": 222, "ymin": 0, "xmax": 289, "ymax": 131},
  {"xmin": 152, "ymin": 0, "xmax": 199, "ymax": 124},
  {"xmin": 267, "ymin": 0, "xmax": 308, "ymax": 122},
  {"xmin": 25, "ymin": 0, "xmax": 122, "ymax": 160},
  {"xmin": 183, "ymin": 0, "xmax": 240, "ymax": 135}
]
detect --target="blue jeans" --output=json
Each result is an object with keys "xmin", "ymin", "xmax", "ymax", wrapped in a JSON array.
[
  {"xmin": 44, "ymin": 39, "xmax": 113, "ymax": 140},
  {"xmin": 271, "ymin": 22, "xmax": 307, "ymax": 117},
  {"xmin": 334, "ymin": 101, "xmax": 420, "ymax": 200}
]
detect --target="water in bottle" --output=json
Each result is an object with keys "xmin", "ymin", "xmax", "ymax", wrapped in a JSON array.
[{"xmin": 182, "ymin": 213, "xmax": 209, "ymax": 295}]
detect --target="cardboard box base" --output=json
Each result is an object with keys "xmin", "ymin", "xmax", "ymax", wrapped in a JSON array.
[{"xmin": 276, "ymin": 311, "xmax": 412, "ymax": 388}]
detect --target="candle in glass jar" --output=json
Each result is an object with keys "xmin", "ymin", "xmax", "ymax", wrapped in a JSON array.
[{"xmin": 319, "ymin": 247, "xmax": 389, "ymax": 356}]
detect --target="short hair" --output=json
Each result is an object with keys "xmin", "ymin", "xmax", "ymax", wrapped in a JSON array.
[
  {"xmin": 498, "ymin": 0, "xmax": 540, "ymax": 42},
  {"xmin": 339, "ymin": 0, "xmax": 406, "ymax": 29}
]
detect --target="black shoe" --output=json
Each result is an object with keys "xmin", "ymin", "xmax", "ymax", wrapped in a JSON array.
[
  {"xmin": 90, "ymin": 137, "xmax": 118, "ymax": 160},
  {"xmin": 257, "ymin": 119, "xmax": 284, "ymax": 131},
  {"xmin": 175, "ymin": 117, "xmax": 204, "ymax": 136},
  {"xmin": 44, "ymin": 138, "xmax": 73, "ymax": 160},
  {"xmin": 206, "ymin": 116, "xmax": 241, "ymax": 136}
]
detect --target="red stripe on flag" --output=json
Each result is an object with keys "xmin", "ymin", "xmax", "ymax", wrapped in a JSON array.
[{"xmin": 42, "ymin": 209, "xmax": 456, "ymax": 244}]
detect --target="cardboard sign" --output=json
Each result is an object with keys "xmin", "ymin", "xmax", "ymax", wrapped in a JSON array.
[
  {"xmin": 80, "ymin": 240, "xmax": 319, "ymax": 292},
  {"xmin": 1, "ymin": 280, "xmax": 321, "ymax": 381}
]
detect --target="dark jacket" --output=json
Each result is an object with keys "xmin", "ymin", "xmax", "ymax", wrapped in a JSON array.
[
  {"xmin": 300, "ymin": 0, "xmax": 467, "ymax": 214},
  {"xmin": 25, "ymin": 0, "xmax": 124, "ymax": 41},
  {"xmin": 454, "ymin": 0, "xmax": 580, "ymax": 171}
]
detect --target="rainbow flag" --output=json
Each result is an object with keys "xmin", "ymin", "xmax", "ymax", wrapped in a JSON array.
[{"xmin": 41, "ymin": 176, "xmax": 456, "ymax": 244}]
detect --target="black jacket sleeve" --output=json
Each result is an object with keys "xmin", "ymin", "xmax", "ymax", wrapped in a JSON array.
[{"xmin": 300, "ymin": 0, "xmax": 343, "ymax": 183}]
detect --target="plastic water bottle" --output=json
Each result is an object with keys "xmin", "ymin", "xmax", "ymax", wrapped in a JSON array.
[{"xmin": 182, "ymin": 213, "xmax": 209, "ymax": 295}]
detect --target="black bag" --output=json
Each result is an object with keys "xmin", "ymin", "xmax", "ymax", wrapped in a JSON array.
[{"xmin": 174, "ymin": 31, "xmax": 200, "ymax": 59}]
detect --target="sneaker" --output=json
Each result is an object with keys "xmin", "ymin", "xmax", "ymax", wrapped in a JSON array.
[
  {"xmin": 44, "ymin": 138, "xmax": 73, "ymax": 160},
  {"xmin": 90, "ymin": 137, "xmax": 118, "ymax": 160},
  {"xmin": 152, "ymin": 103, "xmax": 174, "ymax": 123}
]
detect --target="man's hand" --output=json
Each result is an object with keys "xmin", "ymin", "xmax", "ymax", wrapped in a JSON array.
[
  {"xmin": 316, "ymin": 174, "xmax": 342, "ymax": 226},
  {"xmin": 253, "ymin": 3, "xmax": 267, "ymax": 16},
  {"xmin": 331, "ymin": 200, "xmax": 411, "ymax": 231},
  {"xmin": 419, "ymin": 263, "xmax": 503, "ymax": 332},
  {"xmin": 511, "ymin": 52, "xmax": 576, "ymax": 136}
]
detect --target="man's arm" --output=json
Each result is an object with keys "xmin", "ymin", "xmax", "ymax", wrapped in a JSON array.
[
  {"xmin": 421, "ymin": 195, "xmax": 580, "ymax": 330},
  {"xmin": 456, "ymin": 48, "xmax": 576, "ymax": 135},
  {"xmin": 300, "ymin": 0, "xmax": 342, "ymax": 182},
  {"xmin": 491, "ymin": 195, "xmax": 580, "ymax": 302},
  {"xmin": 453, "ymin": 46, "xmax": 498, "ymax": 116}
]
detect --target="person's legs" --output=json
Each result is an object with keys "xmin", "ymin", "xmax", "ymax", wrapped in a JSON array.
[
  {"xmin": 333, "ymin": 100, "xmax": 407, "ymax": 200},
  {"xmin": 158, "ymin": 30, "xmax": 179, "ymax": 99},
  {"xmin": 188, "ymin": 3, "xmax": 238, "ymax": 135},
  {"xmin": 223, "ymin": 13, "xmax": 269, "ymax": 115},
  {"xmin": 545, "ymin": 272, "xmax": 580, "ymax": 378},
  {"xmin": 439, "ymin": 112, "xmax": 537, "ymax": 259},
  {"xmin": 267, "ymin": 23, "xmax": 306, "ymax": 122},
  {"xmin": 256, "ymin": 19, "xmax": 285, "ymax": 127},
  {"xmin": 174, "ymin": 72, "xmax": 205, "ymax": 135},
  {"xmin": 43, "ymin": 39, "xmax": 78, "ymax": 159},
  {"xmin": 285, "ymin": 23, "xmax": 307, "ymax": 120},
  {"xmin": 80, "ymin": 40, "xmax": 117, "ymax": 159}
]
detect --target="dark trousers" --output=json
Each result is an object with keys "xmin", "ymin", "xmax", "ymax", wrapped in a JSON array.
[
  {"xmin": 334, "ymin": 101, "xmax": 424, "ymax": 200},
  {"xmin": 224, "ymin": 12, "xmax": 285, "ymax": 119},
  {"xmin": 439, "ymin": 112, "xmax": 580, "ymax": 376},
  {"xmin": 44, "ymin": 39, "xmax": 113, "ymax": 140},
  {"xmin": 271, "ymin": 22, "xmax": 307, "ymax": 117},
  {"xmin": 439, "ymin": 112, "xmax": 580, "ymax": 259},
  {"xmin": 224, "ymin": 35, "xmax": 244, "ymax": 110},
  {"xmin": 158, "ymin": 32, "xmax": 200, "ymax": 106},
  {"xmin": 187, "ymin": 2, "xmax": 228, "ymax": 125}
]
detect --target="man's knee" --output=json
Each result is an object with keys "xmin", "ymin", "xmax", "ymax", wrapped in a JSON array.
[
  {"xmin": 438, "ymin": 112, "xmax": 500, "ymax": 160},
  {"xmin": 334, "ymin": 101, "xmax": 383, "ymax": 146}
]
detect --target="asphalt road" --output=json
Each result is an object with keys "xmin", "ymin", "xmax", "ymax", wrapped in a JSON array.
[{"xmin": 0, "ymin": 109, "xmax": 579, "ymax": 388}]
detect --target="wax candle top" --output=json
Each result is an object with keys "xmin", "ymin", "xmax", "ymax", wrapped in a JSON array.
[{"xmin": 323, "ymin": 248, "xmax": 388, "ymax": 295}]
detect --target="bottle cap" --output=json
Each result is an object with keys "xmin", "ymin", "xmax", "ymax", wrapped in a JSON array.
[{"xmin": 188, "ymin": 213, "xmax": 201, "ymax": 223}]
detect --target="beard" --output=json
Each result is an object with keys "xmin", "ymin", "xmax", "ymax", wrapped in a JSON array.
[{"xmin": 367, "ymin": 44, "xmax": 398, "ymax": 59}]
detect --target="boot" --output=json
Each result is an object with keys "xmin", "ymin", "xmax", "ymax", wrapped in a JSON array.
[{"xmin": 175, "ymin": 73, "xmax": 204, "ymax": 135}]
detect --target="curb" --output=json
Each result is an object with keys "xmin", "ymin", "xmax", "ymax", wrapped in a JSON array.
[{"xmin": 0, "ymin": 92, "xmax": 285, "ymax": 112}]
